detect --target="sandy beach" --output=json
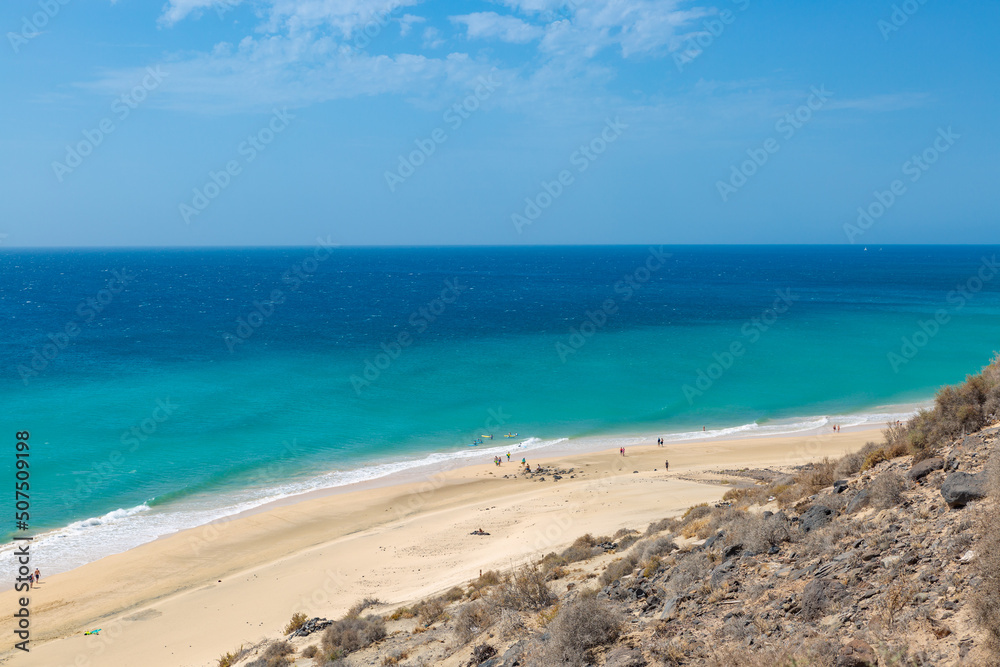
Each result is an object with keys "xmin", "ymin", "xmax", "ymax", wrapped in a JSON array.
[{"xmin": 1, "ymin": 429, "xmax": 878, "ymax": 667}]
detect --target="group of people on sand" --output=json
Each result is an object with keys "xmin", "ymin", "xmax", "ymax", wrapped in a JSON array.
[
  {"xmin": 491, "ymin": 452, "xmax": 514, "ymax": 467},
  {"xmin": 832, "ymin": 424, "xmax": 841, "ymax": 432},
  {"xmin": 27, "ymin": 568, "xmax": 40, "ymax": 588}
]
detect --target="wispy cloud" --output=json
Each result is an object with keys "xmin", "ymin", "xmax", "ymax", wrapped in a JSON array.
[
  {"xmin": 84, "ymin": 1, "xmax": 929, "ymax": 120},
  {"xmin": 159, "ymin": 0, "xmax": 242, "ymax": 27},
  {"xmin": 451, "ymin": 12, "xmax": 545, "ymax": 44}
]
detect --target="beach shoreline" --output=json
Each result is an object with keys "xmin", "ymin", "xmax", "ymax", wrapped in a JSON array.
[
  {"xmin": 4, "ymin": 403, "xmax": 922, "ymax": 587},
  {"xmin": 1, "ymin": 426, "xmax": 883, "ymax": 666}
]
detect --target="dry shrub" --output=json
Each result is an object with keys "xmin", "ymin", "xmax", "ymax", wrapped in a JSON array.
[
  {"xmin": 474, "ymin": 569, "xmax": 502, "ymax": 586},
  {"xmin": 680, "ymin": 516, "xmax": 712, "ymax": 539},
  {"xmin": 539, "ymin": 551, "xmax": 567, "ymax": 572},
  {"xmin": 442, "ymin": 586, "xmax": 465, "ymax": 602},
  {"xmin": 720, "ymin": 511, "xmax": 791, "ymax": 553},
  {"xmin": 642, "ymin": 555, "xmax": 662, "ymax": 578},
  {"xmin": 723, "ymin": 484, "xmax": 772, "ymax": 507},
  {"xmin": 645, "ymin": 517, "xmax": 677, "ymax": 535},
  {"xmin": 801, "ymin": 458, "xmax": 836, "ymax": 492},
  {"xmin": 662, "ymin": 551, "xmax": 712, "ymax": 598},
  {"xmin": 861, "ymin": 444, "xmax": 890, "ymax": 472},
  {"xmin": 617, "ymin": 533, "xmax": 641, "ymax": 550},
  {"xmin": 283, "ymin": 612, "xmax": 307, "ymax": 635},
  {"xmin": 490, "ymin": 563, "xmax": 554, "ymax": 612},
  {"xmin": 559, "ymin": 534, "xmax": 606, "ymax": 563},
  {"xmin": 871, "ymin": 471, "xmax": 905, "ymax": 510},
  {"xmin": 453, "ymin": 599, "xmax": 497, "ymax": 644},
  {"xmin": 635, "ymin": 535, "xmax": 677, "ymax": 562},
  {"xmin": 387, "ymin": 605, "xmax": 416, "ymax": 621},
  {"xmin": 320, "ymin": 615, "xmax": 386, "ymax": 659},
  {"xmin": 544, "ymin": 597, "xmax": 622, "ymax": 666},
  {"xmin": 217, "ymin": 646, "xmax": 250, "ymax": 667},
  {"xmin": 498, "ymin": 607, "xmax": 526, "ymax": 638},
  {"xmin": 681, "ymin": 503, "xmax": 712, "ymax": 523},
  {"xmin": 416, "ymin": 597, "xmax": 446, "ymax": 625},
  {"xmin": 345, "ymin": 597, "xmax": 382, "ymax": 618},
  {"xmin": 301, "ymin": 645, "xmax": 318, "ymax": 659},
  {"xmin": 835, "ymin": 450, "xmax": 865, "ymax": 478},
  {"xmin": 883, "ymin": 421, "xmax": 911, "ymax": 453},
  {"xmin": 972, "ymin": 448, "xmax": 1000, "ymax": 665},
  {"xmin": 615, "ymin": 527, "xmax": 643, "ymax": 549},
  {"xmin": 467, "ymin": 569, "xmax": 502, "ymax": 600},
  {"xmin": 600, "ymin": 552, "xmax": 639, "ymax": 585},
  {"xmin": 244, "ymin": 641, "xmax": 294, "ymax": 667}
]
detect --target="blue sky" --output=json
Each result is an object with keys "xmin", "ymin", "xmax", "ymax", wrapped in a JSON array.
[{"xmin": 1, "ymin": 0, "xmax": 997, "ymax": 246}]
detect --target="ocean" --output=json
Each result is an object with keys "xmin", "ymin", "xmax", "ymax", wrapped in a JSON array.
[{"xmin": 2, "ymin": 245, "xmax": 999, "ymax": 575}]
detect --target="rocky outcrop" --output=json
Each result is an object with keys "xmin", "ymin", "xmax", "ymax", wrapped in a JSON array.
[
  {"xmin": 799, "ymin": 504, "xmax": 833, "ymax": 533},
  {"xmin": 940, "ymin": 471, "xmax": 987, "ymax": 508},
  {"xmin": 908, "ymin": 457, "xmax": 944, "ymax": 482}
]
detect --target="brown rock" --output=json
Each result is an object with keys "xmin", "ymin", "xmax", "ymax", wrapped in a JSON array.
[{"xmin": 836, "ymin": 639, "xmax": 878, "ymax": 667}]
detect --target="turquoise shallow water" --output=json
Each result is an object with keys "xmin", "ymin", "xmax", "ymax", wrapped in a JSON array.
[{"xmin": 1, "ymin": 245, "xmax": 998, "ymax": 572}]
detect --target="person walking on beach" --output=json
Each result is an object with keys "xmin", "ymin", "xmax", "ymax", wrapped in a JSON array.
[
  {"xmin": 665, "ymin": 460, "xmax": 669, "ymax": 470},
  {"xmin": 34, "ymin": 568, "xmax": 40, "ymax": 584},
  {"xmin": 506, "ymin": 452, "xmax": 510, "ymax": 462},
  {"xmin": 28, "ymin": 573, "xmax": 34, "ymax": 588}
]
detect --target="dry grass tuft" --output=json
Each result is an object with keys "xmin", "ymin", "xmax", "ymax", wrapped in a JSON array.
[
  {"xmin": 283, "ymin": 612, "xmax": 307, "ymax": 635},
  {"xmin": 489, "ymin": 563, "xmax": 554, "ymax": 612},
  {"xmin": 217, "ymin": 646, "xmax": 249, "ymax": 667},
  {"xmin": 453, "ymin": 599, "xmax": 497, "ymax": 645},
  {"xmin": 871, "ymin": 471, "xmax": 905, "ymax": 510},
  {"xmin": 544, "ymin": 597, "xmax": 622, "ymax": 666},
  {"xmin": 345, "ymin": 597, "xmax": 383, "ymax": 618},
  {"xmin": 319, "ymin": 615, "xmax": 387, "ymax": 660},
  {"xmin": 600, "ymin": 553, "xmax": 638, "ymax": 585},
  {"xmin": 244, "ymin": 641, "xmax": 294, "ymax": 667}
]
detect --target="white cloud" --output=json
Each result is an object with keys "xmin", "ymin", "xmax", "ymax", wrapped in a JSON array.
[
  {"xmin": 259, "ymin": 0, "xmax": 419, "ymax": 36},
  {"xmin": 159, "ymin": 0, "xmax": 242, "ymax": 27},
  {"xmin": 398, "ymin": 13, "xmax": 425, "ymax": 37},
  {"xmin": 451, "ymin": 12, "xmax": 545, "ymax": 44},
  {"xmin": 81, "ymin": 34, "xmax": 495, "ymax": 114},
  {"xmin": 422, "ymin": 26, "xmax": 444, "ymax": 49},
  {"xmin": 540, "ymin": 1, "xmax": 712, "ymax": 59}
]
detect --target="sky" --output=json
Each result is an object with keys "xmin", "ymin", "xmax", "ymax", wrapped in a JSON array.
[{"xmin": 1, "ymin": 0, "xmax": 998, "ymax": 247}]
